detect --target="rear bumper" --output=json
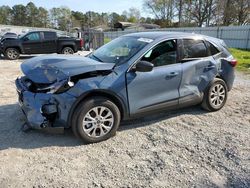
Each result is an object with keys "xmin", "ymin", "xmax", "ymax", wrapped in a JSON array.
[
  {"xmin": 220, "ymin": 58, "xmax": 236, "ymax": 92},
  {"xmin": 15, "ymin": 78, "xmax": 76, "ymax": 129}
]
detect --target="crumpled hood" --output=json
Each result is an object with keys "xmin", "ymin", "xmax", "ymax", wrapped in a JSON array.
[{"xmin": 21, "ymin": 55, "xmax": 115, "ymax": 84}]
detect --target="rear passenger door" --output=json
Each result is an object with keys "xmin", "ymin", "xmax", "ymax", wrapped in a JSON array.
[
  {"xmin": 179, "ymin": 39, "xmax": 218, "ymax": 105},
  {"xmin": 41, "ymin": 32, "xmax": 57, "ymax": 53}
]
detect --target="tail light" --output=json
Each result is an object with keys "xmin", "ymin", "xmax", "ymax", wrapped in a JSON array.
[
  {"xmin": 229, "ymin": 59, "xmax": 238, "ymax": 67},
  {"xmin": 80, "ymin": 38, "xmax": 84, "ymax": 48}
]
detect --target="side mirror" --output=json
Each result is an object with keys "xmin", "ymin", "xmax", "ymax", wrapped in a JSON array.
[
  {"xmin": 134, "ymin": 61, "xmax": 154, "ymax": 72},
  {"xmin": 23, "ymin": 37, "xmax": 29, "ymax": 41}
]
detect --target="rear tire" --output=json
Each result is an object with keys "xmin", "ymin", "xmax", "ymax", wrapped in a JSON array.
[
  {"xmin": 201, "ymin": 78, "xmax": 228, "ymax": 111},
  {"xmin": 61, "ymin": 47, "xmax": 74, "ymax": 55},
  {"xmin": 72, "ymin": 97, "xmax": 121, "ymax": 143},
  {"xmin": 4, "ymin": 48, "xmax": 20, "ymax": 60}
]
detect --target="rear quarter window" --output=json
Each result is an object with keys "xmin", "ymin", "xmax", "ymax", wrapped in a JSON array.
[
  {"xmin": 205, "ymin": 41, "xmax": 220, "ymax": 55},
  {"xmin": 220, "ymin": 41, "xmax": 232, "ymax": 57}
]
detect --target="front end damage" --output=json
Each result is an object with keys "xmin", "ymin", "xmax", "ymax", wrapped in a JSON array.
[
  {"xmin": 15, "ymin": 55, "xmax": 116, "ymax": 132},
  {"xmin": 15, "ymin": 77, "xmax": 76, "ymax": 131}
]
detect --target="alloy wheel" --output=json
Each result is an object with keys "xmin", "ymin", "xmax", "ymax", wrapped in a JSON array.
[
  {"xmin": 82, "ymin": 106, "xmax": 114, "ymax": 138},
  {"xmin": 63, "ymin": 47, "xmax": 74, "ymax": 54},
  {"xmin": 7, "ymin": 49, "xmax": 19, "ymax": 59},
  {"xmin": 209, "ymin": 83, "xmax": 226, "ymax": 108}
]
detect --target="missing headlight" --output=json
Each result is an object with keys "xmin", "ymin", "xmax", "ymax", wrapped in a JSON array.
[{"xmin": 36, "ymin": 79, "xmax": 74, "ymax": 94}]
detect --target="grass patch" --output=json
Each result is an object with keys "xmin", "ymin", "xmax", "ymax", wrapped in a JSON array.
[
  {"xmin": 230, "ymin": 48, "xmax": 250, "ymax": 72},
  {"xmin": 104, "ymin": 37, "xmax": 111, "ymax": 44}
]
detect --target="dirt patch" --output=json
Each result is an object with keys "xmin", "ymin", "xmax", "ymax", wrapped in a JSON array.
[{"xmin": 0, "ymin": 53, "xmax": 249, "ymax": 187}]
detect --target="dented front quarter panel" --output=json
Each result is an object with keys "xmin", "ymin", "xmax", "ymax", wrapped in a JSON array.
[{"xmin": 66, "ymin": 65, "xmax": 129, "ymax": 119}]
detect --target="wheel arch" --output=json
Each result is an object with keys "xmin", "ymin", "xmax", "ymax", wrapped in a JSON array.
[
  {"xmin": 5, "ymin": 46, "xmax": 22, "ymax": 54},
  {"xmin": 67, "ymin": 90, "xmax": 128, "ymax": 128},
  {"xmin": 60, "ymin": 44, "xmax": 76, "ymax": 53},
  {"xmin": 215, "ymin": 74, "xmax": 229, "ymax": 91}
]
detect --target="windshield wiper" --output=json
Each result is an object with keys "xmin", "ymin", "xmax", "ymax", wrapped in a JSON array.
[{"xmin": 91, "ymin": 54, "xmax": 103, "ymax": 62}]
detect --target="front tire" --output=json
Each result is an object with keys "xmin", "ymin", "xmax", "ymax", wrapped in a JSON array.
[
  {"xmin": 61, "ymin": 47, "xmax": 74, "ymax": 55},
  {"xmin": 201, "ymin": 78, "xmax": 228, "ymax": 111},
  {"xmin": 4, "ymin": 48, "xmax": 20, "ymax": 60},
  {"xmin": 72, "ymin": 97, "xmax": 121, "ymax": 143}
]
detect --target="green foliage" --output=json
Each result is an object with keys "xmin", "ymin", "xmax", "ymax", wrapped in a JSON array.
[
  {"xmin": 0, "ymin": 2, "xmax": 142, "ymax": 30},
  {"xmin": 0, "ymin": 6, "xmax": 12, "ymax": 25},
  {"xmin": 0, "ymin": 1, "xmax": 248, "ymax": 30},
  {"xmin": 26, "ymin": 2, "xmax": 38, "ymax": 27},
  {"xmin": 11, "ymin": 4, "xmax": 27, "ymax": 26},
  {"xmin": 104, "ymin": 38, "xmax": 111, "ymax": 44},
  {"xmin": 50, "ymin": 7, "xmax": 72, "ymax": 31},
  {"xmin": 230, "ymin": 48, "xmax": 250, "ymax": 72}
]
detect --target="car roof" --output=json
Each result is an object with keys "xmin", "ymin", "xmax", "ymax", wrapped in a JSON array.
[
  {"xmin": 124, "ymin": 31, "xmax": 215, "ymax": 41},
  {"xmin": 27, "ymin": 30, "xmax": 55, "ymax": 33}
]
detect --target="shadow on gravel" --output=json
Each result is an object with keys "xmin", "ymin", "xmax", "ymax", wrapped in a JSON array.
[
  {"xmin": 0, "ymin": 103, "xmax": 83, "ymax": 150},
  {"xmin": 120, "ymin": 105, "xmax": 206, "ymax": 131},
  {"xmin": 204, "ymin": 176, "xmax": 250, "ymax": 188},
  {"xmin": 18, "ymin": 55, "xmax": 37, "ymax": 60},
  {"xmin": 0, "ymin": 102, "xmax": 206, "ymax": 150}
]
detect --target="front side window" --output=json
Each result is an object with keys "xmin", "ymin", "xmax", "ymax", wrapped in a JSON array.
[
  {"xmin": 25, "ymin": 33, "xmax": 40, "ymax": 41},
  {"xmin": 141, "ymin": 40, "xmax": 177, "ymax": 67},
  {"xmin": 182, "ymin": 39, "xmax": 208, "ymax": 59},
  {"xmin": 90, "ymin": 36, "xmax": 151, "ymax": 64}
]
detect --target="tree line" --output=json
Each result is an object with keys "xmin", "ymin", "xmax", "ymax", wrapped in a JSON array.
[
  {"xmin": 144, "ymin": 0, "xmax": 249, "ymax": 27},
  {"xmin": 0, "ymin": 0, "xmax": 249, "ymax": 31}
]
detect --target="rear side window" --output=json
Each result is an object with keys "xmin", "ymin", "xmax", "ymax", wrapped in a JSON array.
[
  {"xmin": 205, "ymin": 41, "xmax": 220, "ymax": 55},
  {"xmin": 182, "ymin": 39, "xmax": 208, "ymax": 59},
  {"xmin": 44, "ymin": 32, "xmax": 56, "ymax": 40}
]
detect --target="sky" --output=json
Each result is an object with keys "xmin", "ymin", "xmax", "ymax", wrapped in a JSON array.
[{"xmin": 1, "ymin": 0, "xmax": 148, "ymax": 16}]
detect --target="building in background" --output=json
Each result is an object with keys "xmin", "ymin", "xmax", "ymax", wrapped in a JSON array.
[{"xmin": 114, "ymin": 21, "xmax": 161, "ymax": 31}]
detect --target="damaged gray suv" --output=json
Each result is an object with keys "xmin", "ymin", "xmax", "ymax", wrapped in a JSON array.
[{"xmin": 16, "ymin": 32, "xmax": 237, "ymax": 143}]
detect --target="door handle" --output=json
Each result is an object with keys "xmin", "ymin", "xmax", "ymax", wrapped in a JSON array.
[{"xmin": 166, "ymin": 72, "xmax": 179, "ymax": 79}]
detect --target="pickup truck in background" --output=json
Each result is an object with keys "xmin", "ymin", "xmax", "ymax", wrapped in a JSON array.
[{"xmin": 0, "ymin": 31, "xmax": 83, "ymax": 60}]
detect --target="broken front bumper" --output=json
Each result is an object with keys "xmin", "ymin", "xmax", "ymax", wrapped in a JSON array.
[{"xmin": 15, "ymin": 78, "xmax": 76, "ymax": 129}]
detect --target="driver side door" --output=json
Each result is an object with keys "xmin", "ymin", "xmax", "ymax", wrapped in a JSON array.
[
  {"xmin": 126, "ymin": 39, "xmax": 182, "ymax": 115},
  {"xmin": 22, "ymin": 32, "xmax": 42, "ymax": 54}
]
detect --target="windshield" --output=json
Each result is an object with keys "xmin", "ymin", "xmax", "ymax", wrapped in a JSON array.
[{"xmin": 89, "ymin": 36, "xmax": 152, "ymax": 64}]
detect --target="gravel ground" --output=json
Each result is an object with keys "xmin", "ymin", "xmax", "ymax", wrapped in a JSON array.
[{"xmin": 0, "ymin": 53, "xmax": 249, "ymax": 188}]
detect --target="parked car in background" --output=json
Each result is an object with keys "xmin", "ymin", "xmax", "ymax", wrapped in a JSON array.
[
  {"xmin": 15, "ymin": 32, "xmax": 237, "ymax": 143},
  {"xmin": 0, "ymin": 31, "xmax": 83, "ymax": 60}
]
